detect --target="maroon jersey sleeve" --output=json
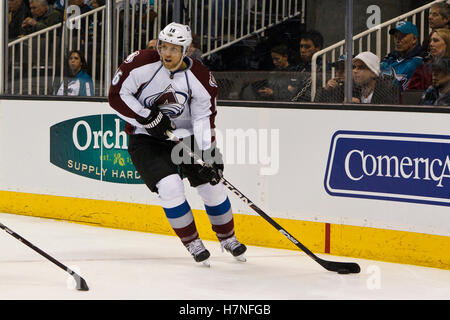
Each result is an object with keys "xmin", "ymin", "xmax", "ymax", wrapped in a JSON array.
[
  {"xmin": 108, "ymin": 50, "xmax": 160, "ymax": 119},
  {"xmin": 189, "ymin": 59, "xmax": 219, "ymax": 147}
]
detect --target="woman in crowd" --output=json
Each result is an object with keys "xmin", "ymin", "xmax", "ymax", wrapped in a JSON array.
[
  {"xmin": 408, "ymin": 28, "xmax": 450, "ymax": 90},
  {"xmin": 56, "ymin": 50, "xmax": 94, "ymax": 96}
]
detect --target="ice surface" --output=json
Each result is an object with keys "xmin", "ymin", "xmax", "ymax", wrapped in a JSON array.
[{"xmin": 1, "ymin": 212, "xmax": 449, "ymax": 300}]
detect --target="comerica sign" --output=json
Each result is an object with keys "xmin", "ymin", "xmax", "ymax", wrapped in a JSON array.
[
  {"xmin": 324, "ymin": 131, "xmax": 450, "ymax": 206},
  {"xmin": 343, "ymin": 149, "xmax": 450, "ymax": 187},
  {"xmin": 50, "ymin": 114, "xmax": 143, "ymax": 184}
]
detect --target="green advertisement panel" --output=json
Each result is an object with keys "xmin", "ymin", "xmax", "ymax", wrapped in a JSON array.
[{"xmin": 50, "ymin": 114, "xmax": 143, "ymax": 184}]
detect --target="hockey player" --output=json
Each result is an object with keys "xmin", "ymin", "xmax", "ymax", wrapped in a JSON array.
[{"xmin": 108, "ymin": 22, "xmax": 246, "ymax": 265}]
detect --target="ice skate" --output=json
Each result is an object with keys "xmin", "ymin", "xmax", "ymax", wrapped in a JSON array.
[
  {"xmin": 220, "ymin": 235, "xmax": 247, "ymax": 262},
  {"xmin": 185, "ymin": 238, "xmax": 211, "ymax": 267}
]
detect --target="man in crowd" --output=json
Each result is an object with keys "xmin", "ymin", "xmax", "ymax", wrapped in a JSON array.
[
  {"xmin": 315, "ymin": 51, "xmax": 399, "ymax": 104},
  {"xmin": 420, "ymin": 2, "xmax": 450, "ymax": 60},
  {"xmin": 380, "ymin": 21, "xmax": 423, "ymax": 90},
  {"xmin": 352, "ymin": 52, "xmax": 399, "ymax": 104},
  {"xmin": 420, "ymin": 57, "xmax": 450, "ymax": 106},
  {"xmin": 268, "ymin": 44, "xmax": 296, "ymax": 71},
  {"xmin": 256, "ymin": 44, "xmax": 298, "ymax": 101},
  {"xmin": 21, "ymin": 0, "xmax": 62, "ymax": 34},
  {"xmin": 146, "ymin": 39, "xmax": 158, "ymax": 50},
  {"xmin": 297, "ymin": 30, "xmax": 324, "ymax": 72},
  {"xmin": 291, "ymin": 30, "xmax": 327, "ymax": 102},
  {"xmin": 8, "ymin": 0, "xmax": 31, "ymax": 40},
  {"xmin": 429, "ymin": 2, "xmax": 450, "ymax": 30}
]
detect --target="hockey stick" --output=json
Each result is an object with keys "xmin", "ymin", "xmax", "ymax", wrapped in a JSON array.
[
  {"xmin": 167, "ymin": 131, "xmax": 360, "ymax": 274},
  {"xmin": 0, "ymin": 222, "xmax": 89, "ymax": 291}
]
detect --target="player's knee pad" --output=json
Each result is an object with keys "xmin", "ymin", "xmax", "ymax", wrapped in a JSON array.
[
  {"xmin": 156, "ymin": 174, "xmax": 186, "ymax": 207},
  {"xmin": 196, "ymin": 182, "xmax": 227, "ymax": 206}
]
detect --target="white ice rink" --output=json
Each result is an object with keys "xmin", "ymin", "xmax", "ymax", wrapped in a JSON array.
[{"xmin": 1, "ymin": 212, "xmax": 449, "ymax": 300}]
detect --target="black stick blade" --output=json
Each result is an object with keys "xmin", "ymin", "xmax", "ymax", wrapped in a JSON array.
[
  {"xmin": 75, "ymin": 276, "xmax": 89, "ymax": 291},
  {"xmin": 321, "ymin": 260, "xmax": 361, "ymax": 274}
]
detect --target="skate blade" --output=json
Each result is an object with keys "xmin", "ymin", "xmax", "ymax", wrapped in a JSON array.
[
  {"xmin": 234, "ymin": 254, "xmax": 246, "ymax": 262},
  {"xmin": 201, "ymin": 259, "xmax": 211, "ymax": 267}
]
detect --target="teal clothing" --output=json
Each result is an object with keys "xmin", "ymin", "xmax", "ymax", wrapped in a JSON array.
[
  {"xmin": 380, "ymin": 45, "xmax": 424, "ymax": 90},
  {"xmin": 57, "ymin": 70, "xmax": 94, "ymax": 96}
]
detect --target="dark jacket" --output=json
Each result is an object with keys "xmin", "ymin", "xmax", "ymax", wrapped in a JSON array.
[
  {"xmin": 380, "ymin": 45, "xmax": 424, "ymax": 90},
  {"xmin": 8, "ymin": 1, "xmax": 31, "ymax": 40},
  {"xmin": 23, "ymin": 6, "xmax": 62, "ymax": 34},
  {"xmin": 407, "ymin": 62, "xmax": 432, "ymax": 91},
  {"xmin": 419, "ymin": 86, "xmax": 450, "ymax": 106},
  {"xmin": 315, "ymin": 77, "xmax": 399, "ymax": 104}
]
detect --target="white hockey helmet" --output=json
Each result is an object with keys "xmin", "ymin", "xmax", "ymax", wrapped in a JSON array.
[{"xmin": 158, "ymin": 22, "xmax": 193, "ymax": 57}]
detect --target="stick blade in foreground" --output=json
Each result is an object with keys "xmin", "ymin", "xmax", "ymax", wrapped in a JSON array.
[
  {"xmin": 76, "ymin": 276, "xmax": 90, "ymax": 291},
  {"xmin": 321, "ymin": 260, "xmax": 361, "ymax": 274}
]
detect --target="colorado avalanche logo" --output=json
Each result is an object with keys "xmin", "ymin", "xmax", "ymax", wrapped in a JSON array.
[{"xmin": 143, "ymin": 85, "xmax": 188, "ymax": 118}]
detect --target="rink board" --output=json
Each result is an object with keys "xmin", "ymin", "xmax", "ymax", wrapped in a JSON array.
[{"xmin": 0, "ymin": 98, "xmax": 450, "ymax": 269}]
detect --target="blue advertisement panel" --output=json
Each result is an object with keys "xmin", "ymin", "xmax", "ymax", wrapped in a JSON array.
[{"xmin": 325, "ymin": 131, "xmax": 450, "ymax": 206}]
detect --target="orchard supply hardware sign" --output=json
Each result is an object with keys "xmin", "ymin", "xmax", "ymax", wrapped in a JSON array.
[{"xmin": 50, "ymin": 114, "xmax": 143, "ymax": 184}]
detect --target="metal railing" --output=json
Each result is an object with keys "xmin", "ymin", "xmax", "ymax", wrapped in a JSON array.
[
  {"xmin": 189, "ymin": 0, "xmax": 305, "ymax": 57},
  {"xmin": 310, "ymin": 0, "xmax": 446, "ymax": 102},
  {"xmin": 8, "ymin": 22, "xmax": 63, "ymax": 95},
  {"xmin": 4, "ymin": 0, "xmax": 304, "ymax": 96}
]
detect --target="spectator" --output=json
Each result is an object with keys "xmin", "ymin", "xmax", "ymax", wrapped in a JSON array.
[
  {"xmin": 90, "ymin": 0, "xmax": 105, "ymax": 9},
  {"xmin": 56, "ymin": 50, "xmax": 94, "ymax": 96},
  {"xmin": 186, "ymin": 33, "xmax": 203, "ymax": 63},
  {"xmin": 69, "ymin": 0, "xmax": 91, "ymax": 14},
  {"xmin": 314, "ymin": 55, "xmax": 346, "ymax": 101},
  {"xmin": 268, "ymin": 44, "xmax": 296, "ymax": 71},
  {"xmin": 380, "ymin": 21, "xmax": 423, "ymax": 90},
  {"xmin": 68, "ymin": 0, "xmax": 92, "ymax": 45},
  {"xmin": 256, "ymin": 44, "xmax": 298, "ymax": 100},
  {"xmin": 420, "ymin": 57, "xmax": 450, "ymax": 106},
  {"xmin": 88, "ymin": 0, "xmax": 104, "ymax": 41},
  {"xmin": 22, "ymin": 0, "xmax": 62, "ymax": 34},
  {"xmin": 297, "ymin": 30, "xmax": 324, "ymax": 72},
  {"xmin": 290, "ymin": 30, "xmax": 328, "ymax": 102},
  {"xmin": 315, "ymin": 51, "xmax": 399, "ymax": 104},
  {"xmin": 54, "ymin": 0, "xmax": 97, "ymax": 10},
  {"xmin": 8, "ymin": 0, "xmax": 31, "ymax": 40},
  {"xmin": 326, "ymin": 54, "xmax": 346, "ymax": 89},
  {"xmin": 429, "ymin": 2, "xmax": 450, "ymax": 30},
  {"xmin": 408, "ymin": 28, "xmax": 450, "ymax": 90},
  {"xmin": 420, "ymin": 3, "xmax": 450, "ymax": 59},
  {"xmin": 146, "ymin": 39, "xmax": 157, "ymax": 50}
]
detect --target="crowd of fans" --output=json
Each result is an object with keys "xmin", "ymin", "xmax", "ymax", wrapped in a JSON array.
[
  {"xmin": 240, "ymin": 1, "xmax": 450, "ymax": 106},
  {"xmin": 6, "ymin": 0, "xmax": 450, "ymax": 106}
]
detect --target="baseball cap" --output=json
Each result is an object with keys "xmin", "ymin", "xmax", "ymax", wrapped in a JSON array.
[
  {"xmin": 389, "ymin": 21, "xmax": 419, "ymax": 38},
  {"xmin": 331, "ymin": 55, "xmax": 346, "ymax": 68},
  {"xmin": 353, "ymin": 51, "xmax": 380, "ymax": 76}
]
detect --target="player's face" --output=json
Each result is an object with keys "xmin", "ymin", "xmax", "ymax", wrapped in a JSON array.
[
  {"xmin": 429, "ymin": 32, "xmax": 447, "ymax": 58},
  {"xmin": 159, "ymin": 41, "xmax": 183, "ymax": 71}
]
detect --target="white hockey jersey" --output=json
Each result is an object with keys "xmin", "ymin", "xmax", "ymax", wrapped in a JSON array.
[{"xmin": 108, "ymin": 49, "xmax": 218, "ymax": 150}]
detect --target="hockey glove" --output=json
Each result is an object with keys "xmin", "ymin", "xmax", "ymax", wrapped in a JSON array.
[
  {"xmin": 197, "ymin": 147, "xmax": 224, "ymax": 185},
  {"xmin": 135, "ymin": 106, "xmax": 174, "ymax": 140}
]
